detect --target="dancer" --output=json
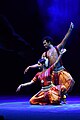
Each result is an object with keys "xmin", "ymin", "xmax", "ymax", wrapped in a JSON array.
[
  {"xmin": 16, "ymin": 49, "xmax": 66, "ymax": 105},
  {"xmin": 24, "ymin": 22, "xmax": 75, "ymax": 93}
]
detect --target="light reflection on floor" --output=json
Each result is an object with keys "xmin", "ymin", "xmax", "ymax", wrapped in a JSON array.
[{"xmin": 0, "ymin": 96, "xmax": 80, "ymax": 120}]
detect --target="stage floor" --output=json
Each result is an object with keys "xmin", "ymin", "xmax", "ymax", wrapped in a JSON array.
[{"xmin": 0, "ymin": 95, "xmax": 80, "ymax": 120}]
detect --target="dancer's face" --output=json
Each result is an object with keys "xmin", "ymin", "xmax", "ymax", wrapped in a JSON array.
[
  {"xmin": 43, "ymin": 40, "xmax": 50, "ymax": 49},
  {"xmin": 42, "ymin": 57, "xmax": 49, "ymax": 68},
  {"xmin": 38, "ymin": 57, "xmax": 49, "ymax": 70}
]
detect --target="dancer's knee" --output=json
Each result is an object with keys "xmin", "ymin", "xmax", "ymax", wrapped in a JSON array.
[{"xmin": 29, "ymin": 97, "xmax": 34, "ymax": 104}]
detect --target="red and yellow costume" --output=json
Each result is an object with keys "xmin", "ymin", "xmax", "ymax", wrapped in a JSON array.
[
  {"xmin": 51, "ymin": 47, "xmax": 75, "ymax": 92},
  {"xmin": 30, "ymin": 47, "xmax": 75, "ymax": 105},
  {"xmin": 51, "ymin": 67, "xmax": 75, "ymax": 92},
  {"xmin": 30, "ymin": 66, "xmax": 66, "ymax": 105},
  {"xmin": 44, "ymin": 46, "xmax": 75, "ymax": 92}
]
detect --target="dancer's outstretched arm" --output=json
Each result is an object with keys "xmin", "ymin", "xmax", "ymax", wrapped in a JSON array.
[
  {"xmin": 16, "ymin": 80, "xmax": 34, "ymax": 92},
  {"xmin": 24, "ymin": 64, "xmax": 40, "ymax": 74},
  {"xmin": 57, "ymin": 22, "xmax": 74, "ymax": 50}
]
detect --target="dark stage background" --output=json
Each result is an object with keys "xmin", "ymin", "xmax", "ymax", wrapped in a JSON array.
[{"xmin": 0, "ymin": 0, "xmax": 80, "ymax": 96}]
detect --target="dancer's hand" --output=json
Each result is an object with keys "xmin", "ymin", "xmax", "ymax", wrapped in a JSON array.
[
  {"xmin": 16, "ymin": 84, "xmax": 22, "ymax": 92},
  {"xmin": 60, "ymin": 48, "xmax": 66, "ymax": 55},
  {"xmin": 24, "ymin": 66, "xmax": 30, "ymax": 74},
  {"xmin": 70, "ymin": 22, "xmax": 74, "ymax": 30}
]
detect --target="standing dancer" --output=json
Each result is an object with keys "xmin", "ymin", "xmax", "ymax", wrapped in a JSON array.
[{"xmin": 24, "ymin": 22, "xmax": 75, "ymax": 94}]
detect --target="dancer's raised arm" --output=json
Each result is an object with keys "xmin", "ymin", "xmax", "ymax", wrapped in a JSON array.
[{"xmin": 57, "ymin": 22, "xmax": 74, "ymax": 50}]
